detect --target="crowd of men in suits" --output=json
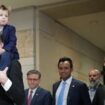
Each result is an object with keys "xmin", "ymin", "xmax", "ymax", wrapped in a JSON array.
[
  {"xmin": 22, "ymin": 57, "xmax": 105, "ymax": 105},
  {"xmin": 0, "ymin": 56, "xmax": 105, "ymax": 105}
]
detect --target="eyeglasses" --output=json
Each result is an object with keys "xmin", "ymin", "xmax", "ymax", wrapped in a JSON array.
[{"xmin": 27, "ymin": 78, "xmax": 39, "ymax": 81}]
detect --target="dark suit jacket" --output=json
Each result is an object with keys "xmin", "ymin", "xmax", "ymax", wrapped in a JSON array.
[
  {"xmin": 0, "ymin": 60, "xmax": 24, "ymax": 105},
  {"xmin": 3, "ymin": 24, "xmax": 19, "ymax": 59},
  {"xmin": 92, "ymin": 85, "xmax": 105, "ymax": 105},
  {"xmin": 23, "ymin": 87, "xmax": 52, "ymax": 105},
  {"xmin": 102, "ymin": 66, "xmax": 105, "ymax": 84},
  {"xmin": 53, "ymin": 78, "xmax": 91, "ymax": 105}
]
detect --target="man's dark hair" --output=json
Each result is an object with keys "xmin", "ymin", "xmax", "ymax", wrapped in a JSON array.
[
  {"xmin": 58, "ymin": 57, "xmax": 73, "ymax": 69},
  {"xmin": 27, "ymin": 69, "xmax": 41, "ymax": 79}
]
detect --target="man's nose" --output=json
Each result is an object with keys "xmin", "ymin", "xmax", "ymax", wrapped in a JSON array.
[
  {"xmin": 61, "ymin": 69, "xmax": 66, "ymax": 72},
  {"xmin": 2, "ymin": 16, "xmax": 5, "ymax": 19}
]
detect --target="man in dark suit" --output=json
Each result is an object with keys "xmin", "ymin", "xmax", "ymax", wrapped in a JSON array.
[
  {"xmin": 52, "ymin": 57, "xmax": 91, "ymax": 105},
  {"xmin": 23, "ymin": 69, "xmax": 52, "ymax": 105},
  {"xmin": 0, "ymin": 60, "xmax": 25, "ymax": 105},
  {"xmin": 88, "ymin": 69, "xmax": 102, "ymax": 101},
  {"xmin": 92, "ymin": 85, "xmax": 105, "ymax": 105},
  {"xmin": 88, "ymin": 69, "xmax": 103, "ymax": 104}
]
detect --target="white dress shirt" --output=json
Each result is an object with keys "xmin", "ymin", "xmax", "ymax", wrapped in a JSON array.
[
  {"xmin": 28, "ymin": 87, "xmax": 38, "ymax": 99},
  {"xmin": 56, "ymin": 76, "xmax": 72, "ymax": 105},
  {"xmin": 2, "ymin": 79, "xmax": 12, "ymax": 91},
  {"xmin": 0, "ymin": 26, "xmax": 3, "ymax": 33},
  {"xmin": 89, "ymin": 88, "xmax": 96, "ymax": 102}
]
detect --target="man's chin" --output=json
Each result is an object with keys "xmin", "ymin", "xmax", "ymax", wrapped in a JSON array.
[
  {"xmin": 61, "ymin": 76, "xmax": 70, "ymax": 80},
  {"xmin": 90, "ymin": 82, "xmax": 95, "ymax": 87}
]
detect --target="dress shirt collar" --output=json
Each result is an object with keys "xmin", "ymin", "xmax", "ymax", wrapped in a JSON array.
[
  {"xmin": 61, "ymin": 76, "xmax": 72, "ymax": 86},
  {"xmin": 28, "ymin": 86, "xmax": 38, "ymax": 97}
]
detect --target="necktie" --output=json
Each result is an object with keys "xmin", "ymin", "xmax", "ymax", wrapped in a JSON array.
[
  {"xmin": 57, "ymin": 81, "xmax": 66, "ymax": 105},
  {"xmin": 28, "ymin": 90, "xmax": 33, "ymax": 105}
]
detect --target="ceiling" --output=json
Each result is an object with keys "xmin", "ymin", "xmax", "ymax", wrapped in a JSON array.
[{"xmin": 1, "ymin": 0, "xmax": 105, "ymax": 52}]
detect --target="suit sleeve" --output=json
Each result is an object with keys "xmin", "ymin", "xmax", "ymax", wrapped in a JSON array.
[
  {"xmin": 4, "ymin": 26, "xmax": 17, "ymax": 51},
  {"xmin": 6, "ymin": 60, "xmax": 25, "ymax": 105}
]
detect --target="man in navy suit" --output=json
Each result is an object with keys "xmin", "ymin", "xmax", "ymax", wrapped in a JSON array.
[
  {"xmin": 23, "ymin": 69, "xmax": 52, "ymax": 105},
  {"xmin": 52, "ymin": 57, "xmax": 91, "ymax": 105}
]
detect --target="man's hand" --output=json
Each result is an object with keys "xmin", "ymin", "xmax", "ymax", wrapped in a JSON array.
[{"xmin": 0, "ymin": 67, "xmax": 8, "ymax": 85}]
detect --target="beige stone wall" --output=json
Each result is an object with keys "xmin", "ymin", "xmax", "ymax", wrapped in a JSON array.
[
  {"xmin": 38, "ymin": 12, "xmax": 105, "ymax": 91},
  {"xmin": 17, "ymin": 29, "xmax": 34, "ymax": 58},
  {"xmin": 16, "ymin": 29, "xmax": 35, "ymax": 88}
]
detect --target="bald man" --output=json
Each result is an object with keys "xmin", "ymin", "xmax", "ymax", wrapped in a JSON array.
[{"xmin": 88, "ymin": 69, "xmax": 103, "ymax": 104}]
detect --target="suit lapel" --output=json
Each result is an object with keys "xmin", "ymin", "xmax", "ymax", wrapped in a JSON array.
[
  {"xmin": 55, "ymin": 81, "xmax": 61, "ymax": 93},
  {"xmin": 67, "ymin": 78, "xmax": 76, "ymax": 104}
]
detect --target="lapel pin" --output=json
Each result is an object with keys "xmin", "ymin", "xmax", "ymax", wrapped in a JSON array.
[
  {"xmin": 36, "ymin": 94, "xmax": 38, "ymax": 96},
  {"xmin": 72, "ymin": 85, "xmax": 75, "ymax": 87}
]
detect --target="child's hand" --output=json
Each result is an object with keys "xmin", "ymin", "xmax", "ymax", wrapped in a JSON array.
[
  {"xmin": 0, "ymin": 42, "xmax": 4, "ymax": 48},
  {"xmin": 0, "ymin": 48, "xmax": 5, "ymax": 55},
  {"xmin": 0, "ymin": 67, "xmax": 8, "ymax": 85}
]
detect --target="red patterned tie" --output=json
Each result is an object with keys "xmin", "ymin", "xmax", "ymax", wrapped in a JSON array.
[{"xmin": 28, "ymin": 90, "xmax": 33, "ymax": 105}]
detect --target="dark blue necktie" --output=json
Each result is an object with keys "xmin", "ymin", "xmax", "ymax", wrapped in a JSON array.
[{"xmin": 57, "ymin": 81, "xmax": 66, "ymax": 105}]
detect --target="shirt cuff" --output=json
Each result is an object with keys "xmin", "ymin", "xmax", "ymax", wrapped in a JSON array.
[{"xmin": 2, "ymin": 79, "xmax": 12, "ymax": 91}]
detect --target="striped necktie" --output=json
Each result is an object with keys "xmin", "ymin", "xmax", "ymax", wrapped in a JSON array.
[{"xmin": 28, "ymin": 90, "xmax": 33, "ymax": 105}]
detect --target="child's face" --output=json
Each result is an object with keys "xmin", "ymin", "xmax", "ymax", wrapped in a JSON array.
[{"xmin": 0, "ymin": 9, "xmax": 8, "ymax": 26}]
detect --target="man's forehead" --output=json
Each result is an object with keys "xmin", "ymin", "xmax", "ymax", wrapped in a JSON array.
[
  {"xmin": 59, "ymin": 61, "xmax": 69, "ymax": 64},
  {"xmin": 89, "ymin": 69, "xmax": 100, "ymax": 74}
]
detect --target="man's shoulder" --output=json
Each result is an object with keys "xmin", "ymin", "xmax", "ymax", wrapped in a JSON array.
[
  {"xmin": 53, "ymin": 78, "xmax": 86, "ymax": 86},
  {"xmin": 38, "ymin": 87, "xmax": 49, "ymax": 92},
  {"xmin": 53, "ymin": 81, "xmax": 60, "ymax": 88},
  {"xmin": 97, "ymin": 84, "xmax": 105, "ymax": 91},
  {"xmin": 11, "ymin": 59, "xmax": 20, "ymax": 64},
  {"xmin": 72, "ymin": 78, "xmax": 86, "ymax": 85},
  {"xmin": 4, "ymin": 24, "xmax": 16, "ymax": 30},
  {"xmin": 72, "ymin": 78, "xmax": 89, "ymax": 91},
  {"xmin": 53, "ymin": 80, "xmax": 61, "ymax": 85},
  {"xmin": 10, "ymin": 60, "xmax": 21, "ymax": 68},
  {"xmin": 7, "ymin": 60, "xmax": 21, "ymax": 76},
  {"xmin": 37, "ymin": 87, "xmax": 51, "ymax": 96},
  {"xmin": 24, "ymin": 89, "xmax": 29, "ymax": 92}
]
